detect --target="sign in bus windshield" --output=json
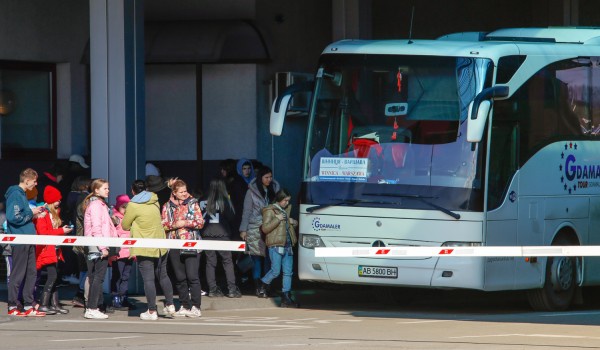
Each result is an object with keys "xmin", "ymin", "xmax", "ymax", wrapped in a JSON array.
[{"xmin": 318, "ymin": 157, "xmax": 369, "ymax": 182}]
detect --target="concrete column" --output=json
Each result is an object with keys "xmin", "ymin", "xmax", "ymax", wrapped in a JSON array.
[
  {"xmin": 89, "ymin": 0, "xmax": 145, "ymax": 201},
  {"xmin": 564, "ymin": 0, "xmax": 579, "ymax": 25},
  {"xmin": 332, "ymin": 0, "xmax": 372, "ymax": 41}
]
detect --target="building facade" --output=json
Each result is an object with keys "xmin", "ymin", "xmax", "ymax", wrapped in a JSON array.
[{"xmin": 0, "ymin": 0, "xmax": 598, "ymax": 201}]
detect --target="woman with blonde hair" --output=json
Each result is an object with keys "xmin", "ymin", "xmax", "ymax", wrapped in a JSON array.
[
  {"xmin": 34, "ymin": 185, "xmax": 74, "ymax": 314},
  {"xmin": 161, "ymin": 179, "xmax": 204, "ymax": 317},
  {"xmin": 83, "ymin": 179, "xmax": 117, "ymax": 319}
]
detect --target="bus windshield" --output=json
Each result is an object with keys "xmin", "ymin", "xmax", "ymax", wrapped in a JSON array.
[{"xmin": 303, "ymin": 54, "xmax": 492, "ymax": 212}]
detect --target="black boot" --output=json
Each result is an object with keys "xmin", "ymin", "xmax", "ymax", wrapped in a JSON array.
[
  {"xmin": 280, "ymin": 292, "xmax": 299, "ymax": 308},
  {"xmin": 257, "ymin": 281, "xmax": 270, "ymax": 298},
  {"xmin": 253, "ymin": 279, "xmax": 261, "ymax": 297},
  {"xmin": 50, "ymin": 291, "xmax": 69, "ymax": 314},
  {"xmin": 111, "ymin": 295, "xmax": 128, "ymax": 311},
  {"xmin": 121, "ymin": 295, "xmax": 136, "ymax": 310},
  {"xmin": 38, "ymin": 291, "xmax": 57, "ymax": 315}
]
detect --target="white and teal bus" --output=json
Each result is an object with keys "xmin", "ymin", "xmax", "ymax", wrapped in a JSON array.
[{"xmin": 271, "ymin": 28, "xmax": 600, "ymax": 311}]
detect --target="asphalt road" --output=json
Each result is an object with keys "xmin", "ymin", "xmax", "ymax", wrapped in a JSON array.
[{"xmin": 2, "ymin": 284, "xmax": 600, "ymax": 349}]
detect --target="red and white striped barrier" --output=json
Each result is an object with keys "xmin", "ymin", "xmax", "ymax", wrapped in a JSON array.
[
  {"xmin": 0, "ymin": 234, "xmax": 245, "ymax": 252},
  {"xmin": 315, "ymin": 246, "xmax": 600, "ymax": 257}
]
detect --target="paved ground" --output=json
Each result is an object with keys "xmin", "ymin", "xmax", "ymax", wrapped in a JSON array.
[{"xmin": 2, "ymin": 283, "xmax": 600, "ymax": 349}]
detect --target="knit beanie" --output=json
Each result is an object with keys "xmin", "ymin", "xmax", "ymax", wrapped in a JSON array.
[
  {"xmin": 114, "ymin": 194, "xmax": 130, "ymax": 210},
  {"xmin": 43, "ymin": 185, "xmax": 62, "ymax": 204}
]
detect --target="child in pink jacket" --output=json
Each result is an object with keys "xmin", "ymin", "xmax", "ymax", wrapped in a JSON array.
[{"xmin": 109, "ymin": 194, "xmax": 135, "ymax": 310}]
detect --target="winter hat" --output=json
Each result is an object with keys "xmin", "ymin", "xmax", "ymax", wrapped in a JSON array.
[
  {"xmin": 114, "ymin": 194, "xmax": 130, "ymax": 210},
  {"xmin": 43, "ymin": 185, "xmax": 62, "ymax": 204},
  {"xmin": 145, "ymin": 175, "xmax": 167, "ymax": 192},
  {"xmin": 25, "ymin": 187, "xmax": 38, "ymax": 201}
]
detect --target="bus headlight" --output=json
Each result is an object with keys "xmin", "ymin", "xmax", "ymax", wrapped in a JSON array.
[
  {"xmin": 301, "ymin": 234, "xmax": 325, "ymax": 249},
  {"xmin": 441, "ymin": 241, "xmax": 482, "ymax": 247}
]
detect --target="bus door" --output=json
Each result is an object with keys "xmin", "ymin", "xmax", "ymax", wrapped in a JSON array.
[{"xmin": 484, "ymin": 117, "xmax": 519, "ymax": 290}]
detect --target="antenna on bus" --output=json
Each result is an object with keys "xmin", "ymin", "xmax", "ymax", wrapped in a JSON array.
[{"xmin": 408, "ymin": 6, "xmax": 415, "ymax": 44}]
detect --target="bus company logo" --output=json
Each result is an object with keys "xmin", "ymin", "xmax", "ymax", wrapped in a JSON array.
[
  {"xmin": 311, "ymin": 217, "xmax": 341, "ymax": 231},
  {"xmin": 560, "ymin": 142, "xmax": 600, "ymax": 194}
]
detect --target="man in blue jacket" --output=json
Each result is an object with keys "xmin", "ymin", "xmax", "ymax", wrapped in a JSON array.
[{"xmin": 5, "ymin": 168, "xmax": 45, "ymax": 316}]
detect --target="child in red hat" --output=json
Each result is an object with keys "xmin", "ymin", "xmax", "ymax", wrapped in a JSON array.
[{"xmin": 34, "ymin": 185, "xmax": 74, "ymax": 315}]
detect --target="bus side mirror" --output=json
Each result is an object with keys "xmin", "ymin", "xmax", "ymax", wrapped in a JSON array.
[
  {"xmin": 467, "ymin": 100, "xmax": 491, "ymax": 142},
  {"xmin": 270, "ymin": 94, "xmax": 292, "ymax": 136},
  {"xmin": 269, "ymin": 81, "xmax": 314, "ymax": 136},
  {"xmin": 467, "ymin": 85, "xmax": 509, "ymax": 143}
]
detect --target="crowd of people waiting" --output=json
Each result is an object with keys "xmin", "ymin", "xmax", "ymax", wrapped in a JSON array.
[{"xmin": 0, "ymin": 156, "xmax": 299, "ymax": 320}]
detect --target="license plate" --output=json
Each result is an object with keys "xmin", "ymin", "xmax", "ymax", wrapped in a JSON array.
[{"xmin": 358, "ymin": 265, "xmax": 398, "ymax": 279}]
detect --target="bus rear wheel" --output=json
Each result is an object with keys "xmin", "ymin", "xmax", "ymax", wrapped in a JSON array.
[{"xmin": 527, "ymin": 239, "xmax": 577, "ymax": 311}]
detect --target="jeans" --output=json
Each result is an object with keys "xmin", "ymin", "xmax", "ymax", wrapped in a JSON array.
[
  {"xmin": 111, "ymin": 258, "xmax": 133, "ymax": 297},
  {"xmin": 169, "ymin": 249, "xmax": 201, "ymax": 309},
  {"xmin": 251, "ymin": 254, "xmax": 271, "ymax": 280},
  {"xmin": 138, "ymin": 254, "xmax": 174, "ymax": 311},
  {"xmin": 86, "ymin": 257, "xmax": 108, "ymax": 309},
  {"xmin": 261, "ymin": 246, "xmax": 293, "ymax": 293}
]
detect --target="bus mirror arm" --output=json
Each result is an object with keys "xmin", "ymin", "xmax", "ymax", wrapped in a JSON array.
[
  {"xmin": 470, "ymin": 85, "xmax": 509, "ymax": 121},
  {"xmin": 270, "ymin": 81, "xmax": 315, "ymax": 136},
  {"xmin": 273, "ymin": 81, "xmax": 314, "ymax": 114},
  {"xmin": 467, "ymin": 85, "xmax": 509, "ymax": 143}
]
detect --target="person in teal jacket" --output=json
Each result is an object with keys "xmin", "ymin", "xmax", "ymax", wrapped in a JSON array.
[{"xmin": 5, "ymin": 168, "xmax": 46, "ymax": 316}]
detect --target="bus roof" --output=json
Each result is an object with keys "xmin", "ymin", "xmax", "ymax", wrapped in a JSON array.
[
  {"xmin": 322, "ymin": 27, "xmax": 600, "ymax": 61},
  {"xmin": 484, "ymin": 27, "xmax": 600, "ymax": 44}
]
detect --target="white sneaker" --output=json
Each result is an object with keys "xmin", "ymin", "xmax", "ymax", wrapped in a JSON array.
[
  {"xmin": 173, "ymin": 307, "xmax": 191, "ymax": 317},
  {"xmin": 140, "ymin": 310, "xmax": 158, "ymax": 320},
  {"xmin": 84, "ymin": 308, "xmax": 108, "ymax": 319},
  {"xmin": 187, "ymin": 306, "xmax": 201, "ymax": 318},
  {"xmin": 162, "ymin": 304, "xmax": 176, "ymax": 318}
]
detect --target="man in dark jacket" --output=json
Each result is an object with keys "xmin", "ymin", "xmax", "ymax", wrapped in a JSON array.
[{"xmin": 5, "ymin": 168, "xmax": 46, "ymax": 316}]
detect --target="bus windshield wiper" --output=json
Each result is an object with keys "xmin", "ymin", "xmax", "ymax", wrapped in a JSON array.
[
  {"xmin": 306, "ymin": 198, "xmax": 403, "ymax": 213},
  {"xmin": 306, "ymin": 198, "xmax": 362, "ymax": 213},
  {"xmin": 363, "ymin": 193, "xmax": 461, "ymax": 220}
]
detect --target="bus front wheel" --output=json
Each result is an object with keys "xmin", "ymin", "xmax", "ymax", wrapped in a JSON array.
[{"xmin": 527, "ymin": 238, "xmax": 577, "ymax": 311}]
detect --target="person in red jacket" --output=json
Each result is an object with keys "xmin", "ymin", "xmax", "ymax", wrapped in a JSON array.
[{"xmin": 34, "ymin": 185, "xmax": 73, "ymax": 314}]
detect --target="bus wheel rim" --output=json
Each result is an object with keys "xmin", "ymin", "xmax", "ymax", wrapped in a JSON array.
[{"xmin": 553, "ymin": 257, "xmax": 574, "ymax": 292}]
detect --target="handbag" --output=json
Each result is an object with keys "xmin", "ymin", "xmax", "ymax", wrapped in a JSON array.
[
  {"xmin": 179, "ymin": 230, "xmax": 201, "ymax": 256},
  {"xmin": 236, "ymin": 253, "xmax": 254, "ymax": 273},
  {"xmin": 180, "ymin": 249, "xmax": 199, "ymax": 257}
]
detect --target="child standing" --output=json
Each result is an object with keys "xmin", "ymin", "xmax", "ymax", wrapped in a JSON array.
[
  {"xmin": 83, "ymin": 179, "xmax": 117, "ymax": 319},
  {"xmin": 34, "ymin": 185, "xmax": 73, "ymax": 314},
  {"xmin": 109, "ymin": 194, "xmax": 135, "ymax": 311},
  {"xmin": 257, "ymin": 189, "xmax": 299, "ymax": 307}
]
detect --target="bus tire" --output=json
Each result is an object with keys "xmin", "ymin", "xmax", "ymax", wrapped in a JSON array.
[{"xmin": 526, "ymin": 236, "xmax": 577, "ymax": 311}]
